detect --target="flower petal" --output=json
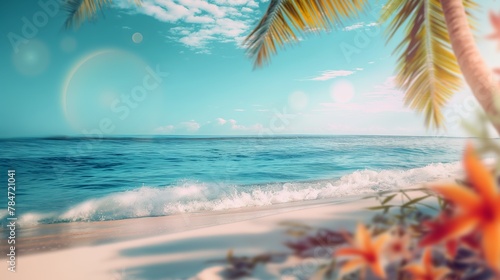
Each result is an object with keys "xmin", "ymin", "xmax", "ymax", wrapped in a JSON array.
[
  {"xmin": 355, "ymin": 224, "xmax": 371, "ymax": 249},
  {"xmin": 404, "ymin": 264, "xmax": 426, "ymax": 277},
  {"xmin": 422, "ymin": 249, "xmax": 433, "ymax": 273},
  {"xmin": 464, "ymin": 144, "xmax": 497, "ymax": 206},
  {"xmin": 373, "ymin": 232, "xmax": 390, "ymax": 252},
  {"xmin": 336, "ymin": 247, "xmax": 365, "ymax": 257},
  {"xmin": 445, "ymin": 239, "xmax": 458, "ymax": 259},
  {"xmin": 482, "ymin": 221, "xmax": 500, "ymax": 270},
  {"xmin": 432, "ymin": 184, "xmax": 480, "ymax": 212},
  {"xmin": 369, "ymin": 260, "xmax": 386, "ymax": 278},
  {"xmin": 431, "ymin": 267, "xmax": 450, "ymax": 280},
  {"xmin": 420, "ymin": 215, "xmax": 479, "ymax": 246},
  {"xmin": 339, "ymin": 259, "xmax": 364, "ymax": 277}
]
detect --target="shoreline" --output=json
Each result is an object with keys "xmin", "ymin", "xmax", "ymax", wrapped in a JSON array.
[
  {"xmin": 1, "ymin": 194, "xmax": 364, "ymax": 256},
  {"xmin": 0, "ymin": 186, "xmax": 440, "ymax": 280}
]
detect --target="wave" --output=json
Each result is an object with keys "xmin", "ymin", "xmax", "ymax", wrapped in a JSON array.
[{"xmin": 14, "ymin": 162, "xmax": 462, "ymax": 226}]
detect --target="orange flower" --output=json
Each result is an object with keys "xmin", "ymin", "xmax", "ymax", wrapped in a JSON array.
[
  {"xmin": 335, "ymin": 224, "xmax": 389, "ymax": 278},
  {"xmin": 421, "ymin": 144, "xmax": 500, "ymax": 270},
  {"xmin": 422, "ymin": 213, "xmax": 480, "ymax": 259},
  {"xmin": 404, "ymin": 249, "xmax": 449, "ymax": 280}
]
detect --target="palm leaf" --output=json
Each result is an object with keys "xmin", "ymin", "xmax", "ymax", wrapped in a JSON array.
[
  {"xmin": 64, "ymin": 0, "xmax": 142, "ymax": 29},
  {"xmin": 381, "ymin": 0, "xmax": 477, "ymax": 129},
  {"xmin": 464, "ymin": 0, "xmax": 479, "ymax": 30},
  {"xmin": 244, "ymin": 0, "xmax": 369, "ymax": 68}
]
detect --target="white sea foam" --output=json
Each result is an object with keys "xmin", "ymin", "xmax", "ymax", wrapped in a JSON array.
[{"xmin": 15, "ymin": 161, "xmax": 463, "ymax": 226}]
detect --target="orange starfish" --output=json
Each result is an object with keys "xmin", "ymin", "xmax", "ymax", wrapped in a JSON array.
[
  {"xmin": 421, "ymin": 144, "xmax": 500, "ymax": 270},
  {"xmin": 487, "ymin": 11, "xmax": 500, "ymax": 49},
  {"xmin": 404, "ymin": 249, "xmax": 450, "ymax": 280},
  {"xmin": 335, "ymin": 224, "xmax": 389, "ymax": 278}
]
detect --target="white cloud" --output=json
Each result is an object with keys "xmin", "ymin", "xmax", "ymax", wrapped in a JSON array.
[
  {"xmin": 366, "ymin": 76, "xmax": 400, "ymax": 97},
  {"xmin": 309, "ymin": 70, "xmax": 356, "ymax": 81},
  {"xmin": 343, "ymin": 21, "xmax": 378, "ymax": 31},
  {"xmin": 115, "ymin": 0, "xmax": 260, "ymax": 51},
  {"xmin": 234, "ymin": 108, "xmax": 245, "ymax": 111},
  {"xmin": 226, "ymin": 119, "xmax": 263, "ymax": 132},
  {"xmin": 216, "ymin": 117, "xmax": 227, "ymax": 125},
  {"xmin": 154, "ymin": 118, "xmax": 268, "ymax": 135},
  {"xmin": 156, "ymin": 125, "xmax": 175, "ymax": 133},
  {"xmin": 214, "ymin": 0, "xmax": 252, "ymax": 5},
  {"xmin": 186, "ymin": 15, "xmax": 215, "ymax": 23},
  {"xmin": 180, "ymin": 120, "xmax": 201, "ymax": 132}
]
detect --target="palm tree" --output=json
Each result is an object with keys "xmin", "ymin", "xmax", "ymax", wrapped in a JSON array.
[
  {"xmin": 63, "ymin": 0, "xmax": 141, "ymax": 29},
  {"xmin": 244, "ymin": 0, "xmax": 500, "ymax": 133},
  {"xmin": 63, "ymin": 0, "xmax": 500, "ymax": 132}
]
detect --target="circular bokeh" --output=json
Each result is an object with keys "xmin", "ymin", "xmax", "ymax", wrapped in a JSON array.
[
  {"xmin": 12, "ymin": 40, "xmax": 50, "ymax": 76},
  {"xmin": 330, "ymin": 80, "xmax": 355, "ymax": 103},
  {"xmin": 60, "ymin": 36, "xmax": 77, "ymax": 53},
  {"xmin": 132, "ymin": 32, "xmax": 143, "ymax": 44},
  {"xmin": 62, "ymin": 50, "xmax": 166, "ymax": 134}
]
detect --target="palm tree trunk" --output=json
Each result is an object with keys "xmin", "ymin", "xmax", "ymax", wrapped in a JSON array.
[{"xmin": 440, "ymin": 0, "xmax": 500, "ymax": 134}]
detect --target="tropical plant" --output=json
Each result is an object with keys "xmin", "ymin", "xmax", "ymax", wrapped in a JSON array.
[
  {"xmin": 244, "ymin": 0, "xmax": 500, "ymax": 132},
  {"xmin": 63, "ymin": 0, "xmax": 141, "ymax": 29}
]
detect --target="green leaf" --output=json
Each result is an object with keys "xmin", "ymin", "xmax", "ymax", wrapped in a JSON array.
[
  {"xmin": 244, "ymin": 0, "xmax": 369, "ymax": 67},
  {"xmin": 381, "ymin": 0, "xmax": 468, "ymax": 129},
  {"xmin": 401, "ymin": 195, "xmax": 431, "ymax": 208},
  {"xmin": 381, "ymin": 194, "xmax": 398, "ymax": 205},
  {"xmin": 367, "ymin": 205, "xmax": 394, "ymax": 211}
]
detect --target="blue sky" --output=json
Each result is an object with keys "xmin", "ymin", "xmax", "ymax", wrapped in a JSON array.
[{"xmin": 1, "ymin": 0, "xmax": 499, "ymax": 137}]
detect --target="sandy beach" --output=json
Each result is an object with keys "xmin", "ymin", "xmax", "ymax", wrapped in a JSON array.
[{"xmin": 0, "ymin": 187, "xmax": 437, "ymax": 280}]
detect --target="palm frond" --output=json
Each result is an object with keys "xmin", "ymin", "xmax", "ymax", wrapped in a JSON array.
[
  {"xmin": 244, "ymin": 0, "xmax": 369, "ymax": 68},
  {"xmin": 380, "ymin": 0, "xmax": 473, "ymax": 129},
  {"xmin": 464, "ymin": 0, "xmax": 479, "ymax": 30},
  {"xmin": 64, "ymin": 0, "xmax": 142, "ymax": 30}
]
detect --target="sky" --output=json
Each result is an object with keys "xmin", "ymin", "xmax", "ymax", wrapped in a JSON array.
[{"xmin": 1, "ymin": 0, "xmax": 500, "ymax": 138}]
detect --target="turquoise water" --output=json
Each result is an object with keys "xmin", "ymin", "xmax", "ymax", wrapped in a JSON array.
[{"xmin": 0, "ymin": 136, "xmax": 466, "ymax": 225}]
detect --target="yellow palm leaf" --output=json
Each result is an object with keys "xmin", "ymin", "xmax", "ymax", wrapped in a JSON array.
[
  {"xmin": 64, "ymin": 0, "xmax": 142, "ymax": 29},
  {"xmin": 244, "ymin": 0, "xmax": 369, "ymax": 68},
  {"xmin": 381, "ymin": 0, "xmax": 477, "ymax": 129}
]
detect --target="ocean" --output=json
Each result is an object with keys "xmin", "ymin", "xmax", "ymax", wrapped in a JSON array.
[{"xmin": 0, "ymin": 135, "xmax": 467, "ymax": 226}]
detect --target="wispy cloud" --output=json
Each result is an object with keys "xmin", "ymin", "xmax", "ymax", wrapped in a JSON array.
[
  {"xmin": 179, "ymin": 120, "xmax": 201, "ymax": 132},
  {"xmin": 228, "ymin": 119, "xmax": 263, "ymax": 131},
  {"xmin": 216, "ymin": 117, "xmax": 227, "ymax": 125},
  {"xmin": 155, "ymin": 120, "xmax": 201, "ymax": 133},
  {"xmin": 155, "ymin": 118, "xmax": 265, "ymax": 134},
  {"xmin": 116, "ymin": 0, "xmax": 260, "ymax": 52},
  {"xmin": 234, "ymin": 108, "xmax": 245, "ymax": 112},
  {"xmin": 343, "ymin": 22, "xmax": 378, "ymax": 31},
  {"xmin": 308, "ymin": 70, "xmax": 356, "ymax": 81},
  {"xmin": 366, "ymin": 76, "xmax": 399, "ymax": 97},
  {"xmin": 155, "ymin": 124, "xmax": 175, "ymax": 133}
]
